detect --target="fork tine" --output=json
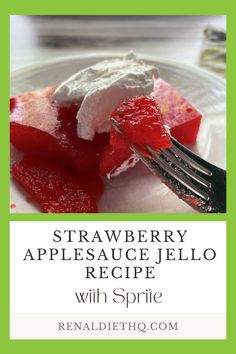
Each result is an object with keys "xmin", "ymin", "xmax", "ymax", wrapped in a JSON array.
[
  {"xmin": 111, "ymin": 117, "xmax": 226, "ymax": 212},
  {"xmin": 147, "ymin": 147, "xmax": 210, "ymax": 200},
  {"xmin": 170, "ymin": 137, "xmax": 212, "ymax": 176},
  {"xmin": 158, "ymin": 148, "xmax": 211, "ymax": 188},
  {"xmin": 111, "ymin": 117, "xmax": 210, "ymax": 200}
]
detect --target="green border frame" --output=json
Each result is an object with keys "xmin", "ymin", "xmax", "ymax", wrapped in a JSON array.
[{"xmin": 1, "ymin": 0, "xmax": 236, "ymax": 352}]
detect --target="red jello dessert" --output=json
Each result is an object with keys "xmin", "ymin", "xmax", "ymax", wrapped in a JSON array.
[
  {"xmin": 100, "ymin": 82, "xmax": 202, "ymax": 177},
  {"xmin": 10, "ymin": 77, "xmax": 202, "ymax": 212},
  {"xmin": 152, "ymin": 78, "xmax": 202, "ymax": 144},
  {"xmin": 10, "ymin": 87, "xmax": 109, "ymax": 173},
  {"xmin": 10, "ymin": 86, "xmax": 110, "ymax": 213},
  {"xmin": 110, "ymin": 96, "xmax": 171, "ymax": 150},
  {"xmin": 11, "ymin": 158, "xmax": 97, "ymax": 213},
  {"xmin": 100, "ymin": 96, "xmax": 171, "ymax": 177}
]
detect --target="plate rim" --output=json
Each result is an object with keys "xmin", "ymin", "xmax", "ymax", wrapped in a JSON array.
[{"xmin": 10, "ymin": 51, "xmax": 226, "ymax": 88}]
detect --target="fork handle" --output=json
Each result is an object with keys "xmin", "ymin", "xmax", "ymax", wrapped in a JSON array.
[{"xmin": 174, "ymin": 140, "xmax": 226, "ymax": 213}]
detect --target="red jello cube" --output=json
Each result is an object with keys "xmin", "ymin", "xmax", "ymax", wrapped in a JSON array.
[
  {"xmin": 11, "ymin": 157, "xmax": 98, "ymax": 213},
  {"xmin": 152, "ymin": 78, "xmax": 202, "ymax": 144}
]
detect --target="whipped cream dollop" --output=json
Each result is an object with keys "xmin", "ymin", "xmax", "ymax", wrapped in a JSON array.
[{"xmin": 53, "ymin": 52, "xmax": 159, "ymax": 140}]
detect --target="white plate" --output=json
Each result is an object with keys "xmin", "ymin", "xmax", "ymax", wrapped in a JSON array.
[{"xmin": 10, "ymin": 53, "xmax": 226, "ymax": 213}]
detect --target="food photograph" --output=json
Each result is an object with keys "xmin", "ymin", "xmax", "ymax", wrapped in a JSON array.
[{"xmin": 10, "ymin": 15, "xmax": 226, "ymax": 214}]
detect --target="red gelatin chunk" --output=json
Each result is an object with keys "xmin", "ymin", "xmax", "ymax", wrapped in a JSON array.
[
  {"xmin": 10, "ymin": 123, "xmax": 64, "ymax": 159},
  {"xmin": 99, "ymin": 144, "xmax": 134, "ymax": 176},
  {"xmin": 110, "ymin": 96, "xmax": 171, "ymax": 150},
  {"xmin": 10, "ymin": 87, "xmax": 109, "ymax": 173},
  {"xmin": 11, "ymin": 158, "xmax": 97, "ymax": 213},
  {"xmin": 152, "ymin": 78, "xmax": 202, "ymax": 144},
  {"xmin": 78, "ymin": 173, "xmax": 104, "ymax": 201}
]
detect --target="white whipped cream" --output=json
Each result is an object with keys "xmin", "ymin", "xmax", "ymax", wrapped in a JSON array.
[{"xmin": 53, "ymin": 52, "xmax": 159, "ymax": 140}]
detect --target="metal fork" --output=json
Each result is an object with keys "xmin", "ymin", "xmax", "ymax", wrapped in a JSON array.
[{"xmin": 111, "ymin": 118, "xmax": 226, "ymax": 213}]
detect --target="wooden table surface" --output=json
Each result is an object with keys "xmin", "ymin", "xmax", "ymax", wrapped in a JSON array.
[{"xmin": 10, "ymin": 15, "xmax": 226, "ymax": 73}]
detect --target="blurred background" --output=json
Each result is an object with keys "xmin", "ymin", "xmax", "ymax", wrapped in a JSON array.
[{"xmin": 10, "ymin": 15, "xmax": 226, "ymax": 76}]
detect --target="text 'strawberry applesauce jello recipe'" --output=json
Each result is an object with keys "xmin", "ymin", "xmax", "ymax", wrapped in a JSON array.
[{"xmin": 10, "ymin": 52, "xmax": 202, "ymax": 213}]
